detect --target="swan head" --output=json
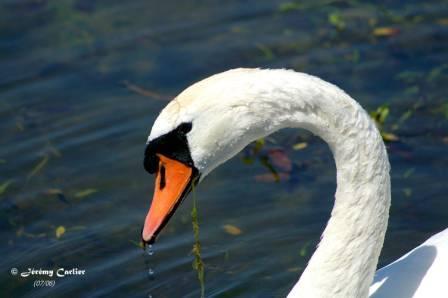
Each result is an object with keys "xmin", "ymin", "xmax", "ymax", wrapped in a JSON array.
[{"xmin": 141, "ymin": 69, "xmax": 273, "ymax": 244}]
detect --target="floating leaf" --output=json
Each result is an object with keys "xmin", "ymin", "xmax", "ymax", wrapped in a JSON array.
[
  {"xmin": 222, "ymin": 224, "xmax": 242, "ymax": 236},
  {"xmin": 293, "ymin": 142, "xmax": 308, "ymax": 150},
  {"xmin": 55, "ymin": 226, "xmax": 66, "ymax": 239},
  {"xmin": 381, "ymin": 132, "xmax": 399, "ymax": 142},
  {"xmin": 373, "ymin": 27, "xmax": 399, "ymax": 37},
  {"xmin": 27, "ymin": 155, "xmax": 49, "ymax": 179},
  {"xmin": 268, "ymin": 149, "xmax": 292, "ymax": 172},
  {"xmin": 0, "ymin": 180, "xmax": 13, "ymax": 196},
  {"xmin": 74, "ymin": 188, "xmax": 97, "ymax": 198}
]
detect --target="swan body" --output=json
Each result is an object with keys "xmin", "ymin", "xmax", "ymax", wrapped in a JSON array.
[
  {"xmin": 370, "ymin": 228, "xmax": 448, "ymax": 298},
  {"xmin": 141, "ymin": 68, "xmax": 447, "ymax": 297}
]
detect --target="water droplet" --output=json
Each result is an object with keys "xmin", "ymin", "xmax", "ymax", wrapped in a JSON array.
[
  {"xmin": 146, "ymin": 244, "xmax": 154, "ymax": 256},
  {"xmin": 147, "ymin": 268, "xmax": 155, "ymax": 280}
]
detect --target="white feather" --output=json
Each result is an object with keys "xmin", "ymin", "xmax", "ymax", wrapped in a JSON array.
[{"xmin": 148, "ymin": 68, "xmax": 447, "ymax": 297}]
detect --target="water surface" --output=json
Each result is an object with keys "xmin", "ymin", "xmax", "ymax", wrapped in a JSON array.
[{"xmin": 1, "ymin": 0, "xmax": 448, "ymax": 297}]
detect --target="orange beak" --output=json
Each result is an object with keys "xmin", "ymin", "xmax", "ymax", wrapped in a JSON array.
[{"xmin": 142, "ymin": 154, "xmax": 194, "ymax": 244}]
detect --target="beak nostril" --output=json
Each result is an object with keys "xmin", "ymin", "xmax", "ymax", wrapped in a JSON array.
[{"xmin": 159, "ymin": 165, "xmax": 166, "ymax": 190}]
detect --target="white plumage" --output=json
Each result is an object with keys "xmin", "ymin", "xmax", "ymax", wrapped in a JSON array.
[
  {"xmin": 370, "ymin": 228, "xmax": 448, "ymax": 298},
  {"xmin": 148, "ymin": 68, "xmax": 447, "ymax": 297}
]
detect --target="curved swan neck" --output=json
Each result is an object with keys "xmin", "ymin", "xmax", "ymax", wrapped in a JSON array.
[
  {"xmin": 153, "ymin": 69, "xmax": 391, "ymax": 297},
  {"xmin": 207, "ymin": 69, "xmax": 391, "ymax": 298},
  {"xmin": 247, "ymin": 70, "xmax": 391, "ymax": 298}
]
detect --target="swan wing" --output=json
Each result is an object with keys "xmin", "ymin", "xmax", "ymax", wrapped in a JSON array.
[{"xmin": 369, "ymin": 228, "xmax": 448, "ymax": 298}]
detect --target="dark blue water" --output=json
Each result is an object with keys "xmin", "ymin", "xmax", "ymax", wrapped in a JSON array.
[{"xmin": 1, "ymin": 0, "xmax": 448, "ymax": 297}]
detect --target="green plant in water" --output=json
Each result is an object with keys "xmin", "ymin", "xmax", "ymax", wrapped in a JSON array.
[
  {"xmin": 259, "ymin": 156, "xmax": 281, "ymax": 182},
  {"xmin": 370, "ymin": 104, "xmax": 390, "ymax": 126},
  {"xmin": 253, "ymin": 138, "xmax": 265, "ymax": 155},
  {"xmin": 328, "ymin": 12, "xmax": 346, "ymax": 30},
  {"xmin": 242, "ymin": 138, "xmax": 265, "ymax": 164},
  {"xmin": 256, "ymin": 44, "xmax": 275, "ymax": 61},
  {"xmin": 27, "ymin": 155, "xmax": 49, "ymax": 179},
  {"xmin": 191, "ymin": 184, "xmax": 205, "ymax": 298},
  {"xmin": 434, "ymin": 102, "xmax": 448, "ymax": 119},
  {"xmin": 278, "ymin": 1, "xmax": 302, "ymax": 13},
  {"xmin": 0, "ymin": 180, "xmax": 13, "ymax": 196},
  {"xmin": 242, "ymin": 138, "xmax": 283, "ymax": 181},
  {"xmin": 370, "ymin": 104, "xmax": 399, "ymax": 142},
  {"xmin": 299, "ymin": 241, "xmax": 311, "ymax": 257}
]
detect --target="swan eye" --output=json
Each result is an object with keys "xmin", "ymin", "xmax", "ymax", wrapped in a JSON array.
[{"xmin": 178, "ymin": 122, "xmax": 192, "ymax": 134}]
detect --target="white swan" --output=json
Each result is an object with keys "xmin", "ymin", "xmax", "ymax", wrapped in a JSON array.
[{"xmin": 140, "ymin": 68, "xmax": 447, "ymax": 297}]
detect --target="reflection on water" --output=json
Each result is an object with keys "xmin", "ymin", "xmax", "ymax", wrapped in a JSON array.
[{"xmin": 1, "ymin": 0, "xmax": 448, "ymax": 297}]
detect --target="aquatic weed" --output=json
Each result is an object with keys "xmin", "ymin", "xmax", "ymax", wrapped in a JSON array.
[{"xmin": 191, "ymin": 184, "xmax": 205, "ymax": 298}]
